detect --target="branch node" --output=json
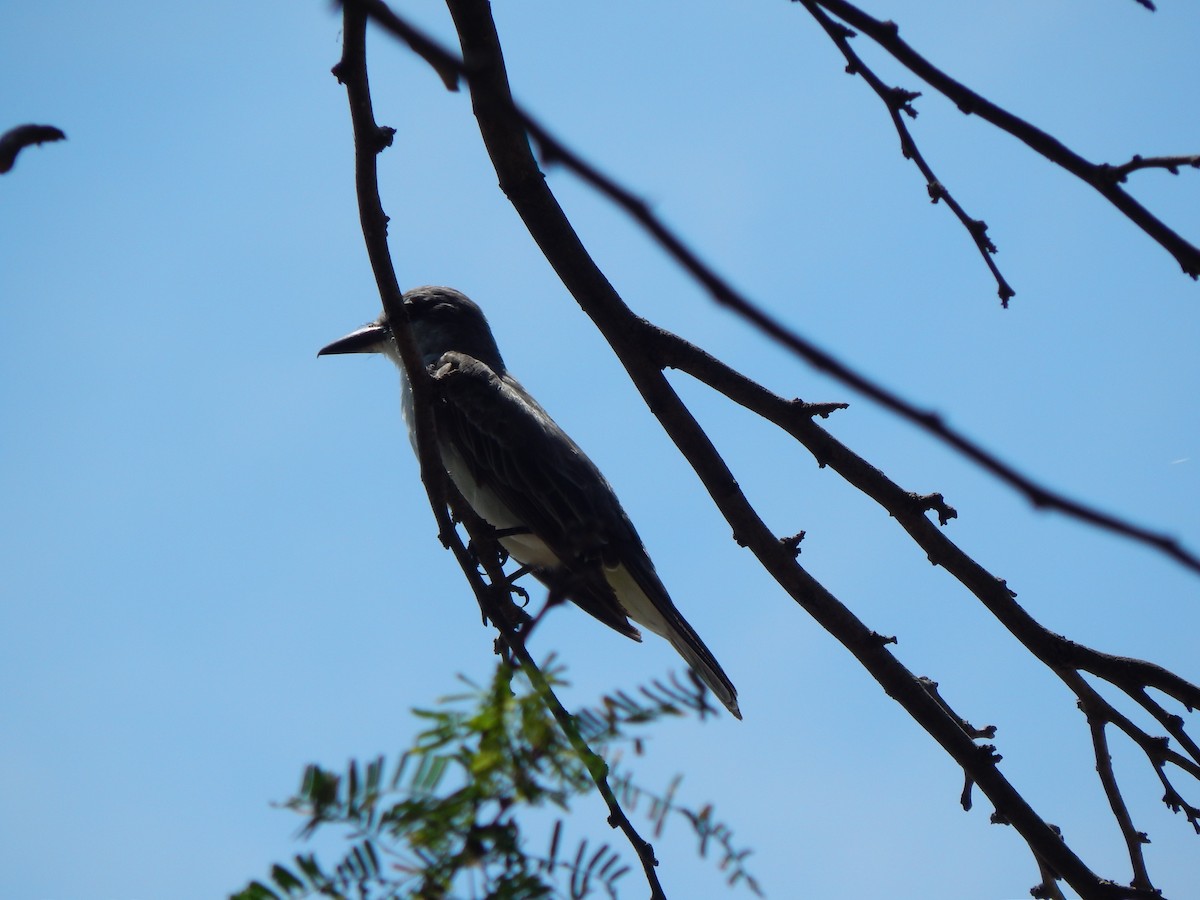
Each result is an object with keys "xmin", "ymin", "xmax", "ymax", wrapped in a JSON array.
[
  {"xmin": 969, "ymin": 218, "xmax": 997, "ymax": 251},
  {"xmin": 780, "ymin": 531, "xmax": 806, "ymax": 557},
  {"xmin": 911, "ymin": 491, "xmax": 958, "ymax": 526},
  {"xmin": 373, "ymin": 125, "xmax": 397, "ymax": 154},
  {"xmin": 888, "ymin": 86, "xmax": 922, "ymax": 118}
]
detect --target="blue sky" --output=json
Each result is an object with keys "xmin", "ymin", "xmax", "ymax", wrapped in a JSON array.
[{"xmin": 2, "ymin": 2, "xmax": 1198, "ymax": 898}]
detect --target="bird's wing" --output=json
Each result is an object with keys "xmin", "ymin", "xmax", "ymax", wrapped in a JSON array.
[
  {"xmin": 432, "ymin": 352, "xmax": 739, "ymax": 716},
  {"xmin": 615, "ymin": 559, "xmax": 741, "ymax": 717},
  {"xmin": 430, "ymin": 352, "xmax": 640, "ymax": 635}
]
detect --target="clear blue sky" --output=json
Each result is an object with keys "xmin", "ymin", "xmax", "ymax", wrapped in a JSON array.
[{"xmin": 3, "ymin": 2, "xmax": 1198, "ymax": 898}]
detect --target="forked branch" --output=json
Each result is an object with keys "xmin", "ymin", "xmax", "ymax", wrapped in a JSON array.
[{"xmin": 805, "ymin": 0, "xmax": 1200, "ymax": 279}]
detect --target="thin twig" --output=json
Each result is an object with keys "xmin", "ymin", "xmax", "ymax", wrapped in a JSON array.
[
  {"xmin": 809, "ymin": 0, "xmax": 1200, "ymax": 278},
  {"xmin": 1100, "ymin": 154, "xmax": 1200, "ymax": 183},
  {"xmin": 1065, "ymin": 672, "xmax": 1155, "ymax": 891},
  {"xmin": 798, "ymin": 1, "xmax": 1015, "ymax": 305}
]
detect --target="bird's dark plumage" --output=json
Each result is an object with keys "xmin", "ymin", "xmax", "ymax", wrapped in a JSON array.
[{"xmin": 320, "ymin": 286, "xmax": 740, "ymax": 717}]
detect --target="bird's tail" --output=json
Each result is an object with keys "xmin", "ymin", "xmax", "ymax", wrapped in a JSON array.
[
  {"xmin": 664, "ymin": 628, "xmax": 742, "ymax": 720},
  {"xmin": 609, "ymin": 563, "xmax": 741, "ymax": 718}
]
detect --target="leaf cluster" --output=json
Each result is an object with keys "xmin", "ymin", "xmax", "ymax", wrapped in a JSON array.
[{"xmin": 233, "ymin": 662, "xmax": 761, "ymax": 899}]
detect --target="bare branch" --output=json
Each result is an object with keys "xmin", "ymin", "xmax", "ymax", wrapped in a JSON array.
[
  {"xmin": 1068, "ymin": 673, "xmax": 1155, "ymax": 891},
  {"xmin": 0, "ymin": 124, "xmax": 66, "ymax": 173},
  {"xmin": 523, "ymin": 103, "xmax": 1200, "ymax": 577},
  {"xmin": 809, "ymin": 0, "xmax": 1200, "ymax": 279},
  {"xmin": 798, "ymin": 1, "xmax": 1015, "ymax": 305},
  {"xmin": 1100, "ymin": 154, "xmax": 1200, "ymax": 183},
  {"xmin": 657, "ymin": 321, "xmax": 1200, "ymax": 853}
]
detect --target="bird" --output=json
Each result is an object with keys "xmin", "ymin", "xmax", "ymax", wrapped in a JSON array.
[{"xmin": 319, "ymin": 285, "xmax": 740, "ymax": 718}]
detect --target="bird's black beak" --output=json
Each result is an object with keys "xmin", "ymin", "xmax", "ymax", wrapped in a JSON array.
[{"xmin": 317, "ymin": 322, "xmax": 389, "ymax": 357}]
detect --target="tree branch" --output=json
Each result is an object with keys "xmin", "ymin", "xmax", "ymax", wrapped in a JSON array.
[
  {"xmin": 798, "ymin": 1, "xmax": 1015, "ymax": 305},
  {"xmin": 0, "ymin": 123, "xmax": 66, "ymax": 173},
  {"xmin": 656, "ymin": 324, "xmax": 1200, "ymax": 847},
  {"xmin": 333, "ymin": 6, "xmax": 667, "ymax": 897},
  {"xmin": 1100, "ymin": 154, "xmax": 1200, "ymax": 183},
  {"xmin": 807, "ymin": 0, "xmax": 1200, "ymax": 279}
]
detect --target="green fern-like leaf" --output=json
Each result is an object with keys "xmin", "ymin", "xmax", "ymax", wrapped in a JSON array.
[{"xmin": 235, "ymin": 662, "xmax": 762, "ymax": 899}]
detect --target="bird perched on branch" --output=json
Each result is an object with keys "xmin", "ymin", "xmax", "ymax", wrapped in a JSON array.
[{"xmin": 319, "ymin": 285, "xmax": 740, "ymax": 718}]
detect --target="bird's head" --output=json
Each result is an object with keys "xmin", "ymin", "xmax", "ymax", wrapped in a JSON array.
[{"xmin": 318, "ymin": 285, "xmax": 506, "ymax": 373}]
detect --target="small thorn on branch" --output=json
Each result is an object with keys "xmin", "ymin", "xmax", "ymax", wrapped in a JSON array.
[
  {"xmin": 780, "ymin": 531, "xmax": 806, "ymax": 557},
  {"xmin": 792, "ymin": 398, "xmax": 849, "ymax": 419},
  {"xmin": 968, "ymin": 219, "xmax": 998, "ymax": 255},
  {"xmin": 911, "ymin": 492, "xmax": 958, "ymax": 526},
  {"xmin": 888, "ymin": 86, "xmax": 922, "ymax": 117},
  {"xmin": 373, "ymin": 125, "xmax": 397, "ymax": 153}
]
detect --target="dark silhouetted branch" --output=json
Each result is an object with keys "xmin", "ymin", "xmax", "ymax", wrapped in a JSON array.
[
  {"xmin": 0, "ymin": 124, "xmax": 65, "ymax": 173},
  {"xmin": 806, "ymin": 0, "xmax": 1200, "ymax": 279},
  {"xmin": 798, "ymin": 1, "xmax": 1015, "ymax": 305},
  {"xmin": 1100, "ymin": 154, "xmax": 1200, "ymax": 183}
]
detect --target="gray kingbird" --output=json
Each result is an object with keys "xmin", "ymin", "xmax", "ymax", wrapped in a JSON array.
[{"xmin": 319, "ymin": 285, "xmax": 740, "ymax": 718}]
